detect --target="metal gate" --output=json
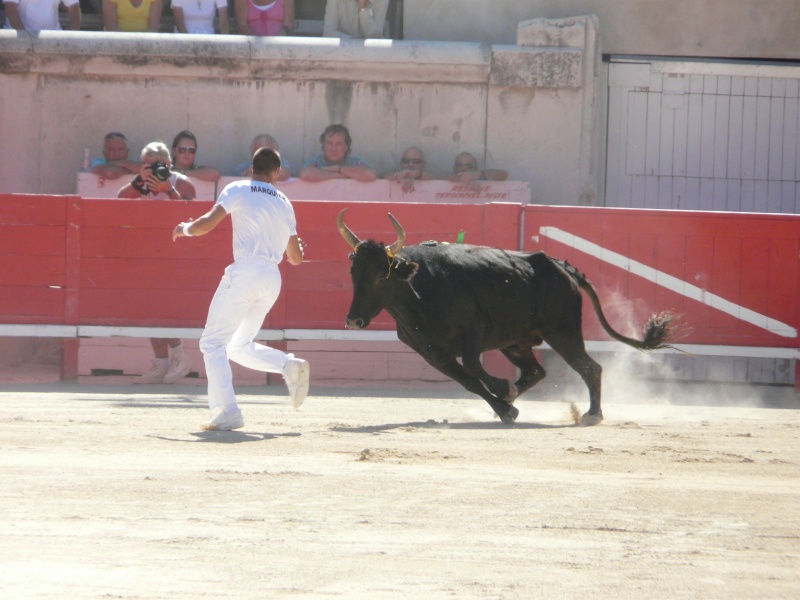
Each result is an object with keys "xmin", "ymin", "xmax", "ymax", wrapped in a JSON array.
[{"xmin": 605, "ymin": 59, "xmax": 800, "ymax": 214}]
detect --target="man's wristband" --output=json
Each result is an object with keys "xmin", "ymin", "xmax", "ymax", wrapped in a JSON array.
[
  {"xmin": 168, "ymin": 187, "xmax": 181, "ymax": 199},
  {"xmin": 182, "ymin": 223, "xmax": 192, "ymax": 237}
]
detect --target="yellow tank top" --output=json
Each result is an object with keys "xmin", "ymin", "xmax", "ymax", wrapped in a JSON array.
[{"xmin": 112, "ymin": 0, "xmax": 158, "ymax": 32}]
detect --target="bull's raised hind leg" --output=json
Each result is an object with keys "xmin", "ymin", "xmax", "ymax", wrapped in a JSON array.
[
  {"xmin": 545, "ymin": 332, "xmax": 603, "ymax": 426},
  {"xmin": 501, "ymin": 344, "xmax": 547, "ymax": 397}
]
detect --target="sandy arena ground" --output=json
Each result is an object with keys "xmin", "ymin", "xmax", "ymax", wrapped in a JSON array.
[{"xmin": 1, "ymin": 377, "xmax": 799, "ymax": 599}]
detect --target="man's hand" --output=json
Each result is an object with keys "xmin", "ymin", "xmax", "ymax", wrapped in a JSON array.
[{"xmin": 172, "ymin": 220, "xmax": 192, "ymax": 241}]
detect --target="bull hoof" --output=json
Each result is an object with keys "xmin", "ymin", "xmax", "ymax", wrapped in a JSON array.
[
  {"xmin": 504, "ymin": 382, "xmax": 519, "ymax": 404},
  {"xmin": 579, "ymin": 411, "xmax": 603, "ymax": 427},
  {"xmin": 500, "ymin": 405, "xmax": 519, "ymax": 425}
]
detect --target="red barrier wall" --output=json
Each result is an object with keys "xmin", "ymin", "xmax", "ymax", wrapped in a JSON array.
[
  {"xmin": 522, "ymin": 206, "xmax": 800, "ymax": 349},
  {"xmin": 0, "ymin": 195, "xmax": 69, "ymax": 325},
  {"xmin": 2, "ymin": 194, "xmax": 798, "ymax": 356}
]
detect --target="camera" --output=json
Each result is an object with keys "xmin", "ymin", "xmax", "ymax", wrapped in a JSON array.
[{"xmin": 150, "ymin": 161, "xmax": 170, "ymax": 181}]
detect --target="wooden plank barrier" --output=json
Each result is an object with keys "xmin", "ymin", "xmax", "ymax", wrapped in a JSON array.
[{"xmin": 1, "ymin": 193, "xmax": 798, "ymax": 387}]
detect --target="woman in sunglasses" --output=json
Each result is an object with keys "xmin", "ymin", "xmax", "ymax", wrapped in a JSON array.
[{"xmin": 171, "ymin": 130, "xmax": 221, "ymax": 183}]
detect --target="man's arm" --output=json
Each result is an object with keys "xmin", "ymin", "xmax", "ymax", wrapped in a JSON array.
[
  {"xmin": 117, "ymin": 183, "xmax": 143, "ymax": 198},
  {"xmin": 102, "ymin": 0, "xmax": 118, "ymax": 31},
  {"xmin": 322, "ymin": 0, "xmax": 350, "ymax": 38},
  {"xmin": 483, "ymin": 168, "xmax": 509, "ymax": 181},
  {"xmin": 67, "ymin": 3, "xmax": 82, "ymax": 30},
  {"xmin": 284, "ymin": 235, "xmax": 305, "ymax": 265},
  {"xmin": 358, "ymin": 0, "xmax": 388, "ymax": 38},
  {"xmin": 5, "ymin": 3, "xmax": 25, "ymax": 30},
  {"xmin": 298, "ymin": 165, "xmax": 344, "ymax": 182},
  {"xmin": 340, "ymin": 163, "xmax": 377, "ymax": 182},
  {"xmin": 91, "ymin": 160, "xmax": 141, "ymax": 180},
  {"xmin": 172, "ymin": 205, "xmax": 228, "ymax": 240},
  {"xmin": 147, "ymin": 0, "xmax": 163, "ymax": 32}
]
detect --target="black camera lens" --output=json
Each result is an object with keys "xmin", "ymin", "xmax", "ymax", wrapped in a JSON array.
[{"xmin": 151, "ymin": 162, "xmax": 170, "ymax": 181}]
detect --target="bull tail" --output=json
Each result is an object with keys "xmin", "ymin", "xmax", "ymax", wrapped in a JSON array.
[{"xmin": 557, "ymin": 260, "xmax": 684, "ymax": 351}]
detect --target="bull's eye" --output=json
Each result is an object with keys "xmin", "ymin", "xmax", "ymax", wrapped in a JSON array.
[{"xmin": 348, "ymin": 252, "xmax": 355, "ymax": 260}]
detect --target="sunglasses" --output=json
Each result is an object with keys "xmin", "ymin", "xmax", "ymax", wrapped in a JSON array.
[
  {"xmin": 455, "ymin": 162, "xmax": 477, "ymax": 169},
  {"xmin": 401, "ymin": 158, "xmax": 423, "ymax": 165},
  {"xmin": 177, "ymin": 146, "xmax": 197, "ymax": 154}
]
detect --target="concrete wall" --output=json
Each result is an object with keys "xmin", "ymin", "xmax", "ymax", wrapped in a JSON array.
[
  {"xmin": 402, "ymin": 0, "xmax": 800, "ymax": 60},
  {"xmin": 0, "ymin": 20, "xmax": 600, "ymax": 206}
]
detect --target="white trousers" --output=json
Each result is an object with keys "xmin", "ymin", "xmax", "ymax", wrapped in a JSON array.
[{"xmin": 199, "ymin": 259, "xmax": 287, "ymax": 412}]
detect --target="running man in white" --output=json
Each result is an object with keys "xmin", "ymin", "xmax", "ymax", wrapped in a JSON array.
[{"xmin": 172, "ymin": 148, "xmax": 309, "ymax": 431}]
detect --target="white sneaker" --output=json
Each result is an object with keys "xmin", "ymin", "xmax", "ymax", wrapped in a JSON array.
[
  {"xmin": 283, "ymin": 355, "xmax": 310, "ymax": 409},
  {"xmin": 136, "ymin": 359, "xmax": 169, "ymax": 384},
  {"xmin": 163, "ymin": 354, "xmax": 192, "ymax": 384},
  {"xmin": 200, "ymin": 408, "xmax": 244, "ymax": 431}
]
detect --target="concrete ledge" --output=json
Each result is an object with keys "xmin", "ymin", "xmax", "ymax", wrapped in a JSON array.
[{"xmin": 0, "ymin": 31, "xmax": 491, "ymax": 83}]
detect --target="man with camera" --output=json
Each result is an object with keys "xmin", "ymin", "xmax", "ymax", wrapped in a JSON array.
[
  {"xmin": 118, "ymin": 141, "xmax": 197, "ymax": 385},
  {"xmin": 117, "ymin": 141, "xmax": 196, "ymax": 201}
]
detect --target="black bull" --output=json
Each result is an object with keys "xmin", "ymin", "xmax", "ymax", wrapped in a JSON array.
[{"xmin": 337, "ymin": 210, "xmax": 681, "ymax": 426}]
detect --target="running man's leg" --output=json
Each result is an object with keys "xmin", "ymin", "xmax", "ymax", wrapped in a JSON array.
[{"xmin": 199, "ymin": 265, "xmax": 252, "ymax": 412}]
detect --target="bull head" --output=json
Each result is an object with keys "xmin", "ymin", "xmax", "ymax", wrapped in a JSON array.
[
  {"xmin": 338, "ymin": 209, "xmax": 417, "ymax": 330},
  {"xmin": 337, "ymin": 209, "xmax": 405, "ymax": 257}
]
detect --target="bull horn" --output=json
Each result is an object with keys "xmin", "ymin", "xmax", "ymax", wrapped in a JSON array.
[
  {"xmin": 336, "ymin": 208, "xmax": 361, "ymax": 250},
  {"xmin": 386, "ymin": 213, "xmax": 405, "ymax": 256}
]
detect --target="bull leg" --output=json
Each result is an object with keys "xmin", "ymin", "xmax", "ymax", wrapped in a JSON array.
[
  {"xmin": 461, "ymin": 330, "xmax": 515, "ymax": 402},
  {"xmin": 501, "ymin": 344, "xmax": 546, "ymax": 396},
  {"xmin": 424, "ymin": 355, "xmax": 519, "ymax": 425},
  {"xmin": 544, "ymin": 332, "xmax": 603, "ymax": 426}
]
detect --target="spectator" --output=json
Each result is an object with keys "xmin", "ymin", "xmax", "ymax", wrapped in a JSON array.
[
  {"xmin": 170, "ymin": 130, "xmax": 221, "ymax": 183},
  {"xmin": 172, "ymin": 147, "xmax": 309, "ymax": 430},
  {"xmin": 233, "ymin": 133, "xmax": 291, "ymax": 181},
  {"xmin": 323, "ymin": 0, "xmax": 387, "ymax": 39},
  {"xmin": 173, "ymin": 0, "xmax": 229, "ymax": 34},
  {"xmin": 234, "ymin": 0, "xmax": 294, "ymax": 36},
  {"xmin": 117, "ymin": 141, "xmax": 196, "ymax": 385},
  {"xmin": 118, "ymin": 141, "xmax": 196, "ymax": 200},
  {"xmin": 102, "ymin": 0, "xmax": 162, "ymax": 32},
  {"xmin": 3, "ymin": 0, "xmax": 81, "ymax": 30},
  {"xmin": 382, "ymin": 146, "xmax": 433, "ymax": 193},
  {"xmin": 442, "ymin": 151, "xmax": 508, "ymax": 191},
  {"xmin": 90, "ymin": 132, "xmax": 142, "ymax": 180},
  {"xmin": 298, "ymin": 124, "xmax": 376, "ymax": 183}
]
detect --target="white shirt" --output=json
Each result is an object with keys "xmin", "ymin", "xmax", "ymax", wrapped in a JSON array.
[
  {"xmin": 216, "ymin": 179, "xmax": 296, "ymax": 264},
  {"xmin": 4, "ymin": 0, "xmax": 79, "ymax": 31},
  {"xmin": 172, "ymin": 0, "xmax": 227, "ymax": 34}
]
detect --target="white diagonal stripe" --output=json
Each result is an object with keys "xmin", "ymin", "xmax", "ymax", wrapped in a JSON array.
[{"xmin": 539, "ymin": 226, "xmax": 797, "ymax": 338}]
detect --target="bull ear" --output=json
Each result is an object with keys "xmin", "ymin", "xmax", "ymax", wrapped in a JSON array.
[
  {"xmin": 392, "ymin": 260, "xmax": 419, "ymax": 282},
  {"xmin": 337, "ymin": 208, "xmax": 361, "ymax": 250}
]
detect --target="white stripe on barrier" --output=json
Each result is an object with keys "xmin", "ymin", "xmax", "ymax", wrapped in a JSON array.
[
  {"xmin": 1, "ymin": 324, "xmax": 795, "ymax": 360},
  {"xmin": 539, "ymin": 226, "xmax": 798, "ymax": 338}
]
